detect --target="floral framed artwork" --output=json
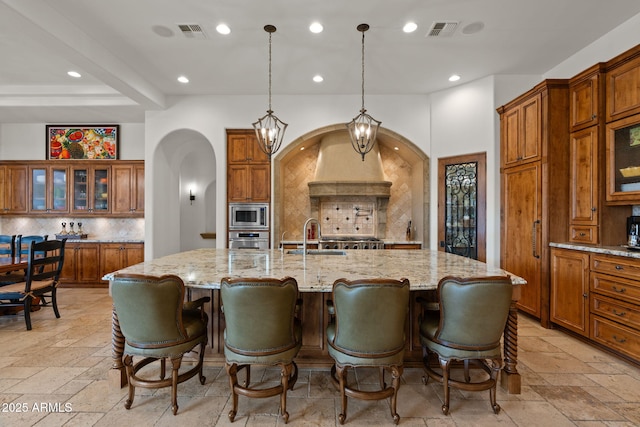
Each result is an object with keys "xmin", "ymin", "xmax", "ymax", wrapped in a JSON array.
[{"xmin": 46, "ymin": 125, "xmax": 119, "ymax": 160}]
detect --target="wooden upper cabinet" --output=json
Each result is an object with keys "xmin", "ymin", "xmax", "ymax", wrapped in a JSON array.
[
  {"xmin": 228, "ymin": 164, "xmax": 270, "ymax": 202},
  {"xmin": 500, "ymin": 93, "xmax": 542, "ymax": 168},
  {"xmin": 570, "ymin": 127, "xmax": 598, "ymax": 225},
  {"xmin": 111, "ymin": 162, "xmax": 144, "ymax": 216},
  {"xmin": 228, "ymin": 131, "xmax": 269, "ymax": 164},
  {"xmin": 570, "ymin": 65, "xmax": 602, "ymax": 131},
  {"xmin": 606, "ymin": 45, "xmax": 640, "ymax": 123},
  {"xmin": 227, "ymin": 129, "xmax": 271, "ymax": 203},
  {"xmin": 29, "ymin": 164, "xmax": 69, "ymax": 214},
  {"xmin": 0, "ymin": 164, "xmax": 28, "ymax": 214}
]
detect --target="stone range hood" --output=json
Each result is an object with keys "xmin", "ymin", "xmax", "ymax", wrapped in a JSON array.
[{"xmin": 308, "ymin": 132, "xmax": 391, "ymax": 238}]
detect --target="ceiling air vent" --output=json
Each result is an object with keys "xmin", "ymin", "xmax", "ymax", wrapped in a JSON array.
[
  {"xmin": 178, "ymin": 23, "xmax": 208, "ymax": 39},
  {"xmin": 427, "ymin": 21, "xmax": 459, "ymax": 37}
]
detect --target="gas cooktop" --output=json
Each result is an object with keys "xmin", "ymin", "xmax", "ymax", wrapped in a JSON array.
[{"xmin": 320, "ymin": 236, "xmax": 381, "ymax": 242}]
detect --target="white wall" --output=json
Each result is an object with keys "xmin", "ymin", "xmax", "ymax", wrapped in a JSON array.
[
  {"xmin": 0, "ymin": 123, "xmax": 145, "ymax": 160},
  {"xmin": 544, "ymin": 13, "xmax": 640, "ymax": 80}
]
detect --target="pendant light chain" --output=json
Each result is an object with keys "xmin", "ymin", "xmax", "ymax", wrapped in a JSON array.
[
  {"xmin": 268, "ymin": 28, "xmax": 273, "ymax": 113},
  {"xmin": 252, "ymin": 24, "xmax": 287, "ymax": 160},
  {"xmin": 346, "ymin": 23, "xmax": 381, "ymax": 161},
  {"xmin": 360, "ymin": 28, "xmax": 365, "ymax": 112}
]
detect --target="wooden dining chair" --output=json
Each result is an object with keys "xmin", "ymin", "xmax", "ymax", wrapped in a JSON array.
[
  {"xmin": 0, "ymin": 238, "xmax": 66, "ymax": 330},
  {"xmin": 17, "ymin": 235, "xmax": 48, "ymax": 256},
  {"xmin": 0, "ymin": 235, "xmax": 16, "ymax": 257}
]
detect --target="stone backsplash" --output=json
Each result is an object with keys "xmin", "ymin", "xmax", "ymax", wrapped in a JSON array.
[
  {"xmin": 281, "ymin": 143, "xmax": 414, "ymax": 241},
  {"xmin": 0, "ymin": 217, "xmax": 144, "ymax": 240}
]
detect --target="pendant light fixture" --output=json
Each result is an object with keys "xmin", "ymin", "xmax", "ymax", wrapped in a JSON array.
[
  {"xmin": 346, "ymin": 23, "xmax": 381, "ymax": 161},
  {"xmin": 252, "ymin": 24, "xmax": 288, "ymax": 160}
]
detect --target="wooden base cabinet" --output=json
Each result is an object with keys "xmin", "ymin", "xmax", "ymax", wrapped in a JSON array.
[
  {"xmin": 551, "ymin": 247, "xmax": 640, "ymax": 365},
  {"xmin": 60, "ymin": 242, "xmax": 101, "ymax": 287},
  {"xmin": 550, "ymin": 248, "xmax": 590, "ymax": 336},
  {"xmin": 99, "ymin": 243, "xmax": 144, "ymax": 281},
  {"xmin": 590, "ymin": 253, "xmax": 640, "ymax": 363},
  {"xmin": 59, "ymin": 242, "xmax": 143, "ymax": 288}
]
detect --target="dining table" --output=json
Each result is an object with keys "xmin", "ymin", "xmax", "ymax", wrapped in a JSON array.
[
  {"xmin": 104, "ymin": 248, "xmax": 526, "ymax": 394},
  {"xmin": 0, "ymin": 256, "xmax": 27, "ymax": 274}
]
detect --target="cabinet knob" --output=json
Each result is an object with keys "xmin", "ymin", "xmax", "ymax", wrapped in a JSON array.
[{"xmin": 591, "ymin": 207, "xmax": 596, "ymax": 212}]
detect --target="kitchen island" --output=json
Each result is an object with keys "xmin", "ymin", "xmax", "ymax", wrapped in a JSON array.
[{"xmin": 104, "ymin": 248, "xmax": 525, "ymax": 393}]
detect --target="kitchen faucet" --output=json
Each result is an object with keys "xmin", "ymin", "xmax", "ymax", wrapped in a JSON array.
[{"xmin": 302, "ymin": 218, "xmax": 321, "ymax": 255}]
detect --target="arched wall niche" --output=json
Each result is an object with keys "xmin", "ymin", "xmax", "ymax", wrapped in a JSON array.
[{"xmin": 273, "ymin": 124, "xmax": 429, "ymax": 247}]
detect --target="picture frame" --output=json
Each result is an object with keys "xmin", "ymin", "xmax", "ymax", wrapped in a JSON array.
[{"xmin": 46, "ymin": 125, "xmax": 119, "ymax": 160}]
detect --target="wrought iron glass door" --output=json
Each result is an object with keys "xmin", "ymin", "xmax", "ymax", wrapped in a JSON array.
[{"xmin": 438, "ymin": 153, "xmax": 486, "ymax": 261}]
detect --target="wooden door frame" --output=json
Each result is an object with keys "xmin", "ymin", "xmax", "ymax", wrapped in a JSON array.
[{"xmin": 437, "ymin": 152, "xmax": 487, "ymax": 262}]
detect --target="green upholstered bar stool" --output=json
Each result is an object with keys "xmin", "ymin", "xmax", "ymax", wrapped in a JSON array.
[
  {"xmin": 326, "ymin": 277, "xmax": 410, "ymax": 425},
  {"xmin": 419, "ymin": 275, "xmax": 512, "ymax": 415},
  {"xmin": 220, "ymin": 276, "xmax": 302, "ymax": 424},
  {"xmin": 110, "ymin": 273, "xmax": 210, "ymax": 415}
]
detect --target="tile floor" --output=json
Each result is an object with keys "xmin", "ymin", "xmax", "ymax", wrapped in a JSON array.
[{"xmin": 1, "ymin": 288, "xmax": 640, "ymax": 426}]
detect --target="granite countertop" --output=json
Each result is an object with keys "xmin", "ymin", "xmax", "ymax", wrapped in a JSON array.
[
  {"xmin": 103, "ymin": 248, "xmax": 524, "ymax": 292},
  {"xmin": 550, "ymin": 242, "xmax": 640, "ymax": 259},
  {"xmin": 280, "ymin": 240, "xmax": 423, "ymax": 245},
  {"xmin": 59, "ymin": 238, "xmax": 145, "ymax": 243}
]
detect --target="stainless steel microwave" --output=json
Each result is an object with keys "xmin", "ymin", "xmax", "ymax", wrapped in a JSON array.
[{"xmin": 229, "ymin": 203, "xmax": 269, "ymax": 230}]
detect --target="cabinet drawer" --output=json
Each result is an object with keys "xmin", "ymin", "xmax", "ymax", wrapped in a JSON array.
[
  {"xmin": 569, "ymin": 226, "xmax": 597, "ymax": 244},
  {"xmin": 591, "ymin": 272, "xmax": 640, "ymax": 305},
  {"xmin": 591, "ymin": 254, "xmax": 640, "ymax": 280},
  {"xmin": 590, "ymin": 315, "xmax": 640, "ymax": 361},
  {"xmin": 591, "ymin": 293, "xmax": 640, "ymax": 330}
]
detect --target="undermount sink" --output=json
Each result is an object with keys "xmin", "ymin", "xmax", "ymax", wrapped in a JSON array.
[{"xmin": 287, "ymin": 249, "xmax": 347, "ymax": 256}]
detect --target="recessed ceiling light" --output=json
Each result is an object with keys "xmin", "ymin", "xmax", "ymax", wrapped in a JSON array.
[
  {"xmin": 216, "ymin": 24, "xmax": 231, "ymax": 35},
  {"xmin": 300, "ymin": 146, "xmax": 305, "ymax": 151},
  {"xmin": 313, "ymin": 75, "xmax": 324, "ymax": 83},
  {"xmin": 394, "ymin": 146, "xmax": 399, "ymax": 151},
  {"xmin": 309, "ymin": 22, "xmax": 323, "ymax": 33},
  {"xmin": 67, "ymin": 71, "xmax": 81, "ymax": 78},
  {"xmin": 403, "ymin": 22, "xmax": 418, "ymax": 33},
  {"xmin": 449, "ymin": 74, "xmax": 461, "ymax": 82},
  {"xmin": 177, "ymin": 75, "xmax": 189, "ymax": 83}
]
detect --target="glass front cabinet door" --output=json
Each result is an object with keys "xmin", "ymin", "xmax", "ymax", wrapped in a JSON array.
[
  {"xmin": 606, "ymin": 115, "xmax": 640, "ymax": 204},
  {"xmin": 71, "ymin": 166, "xmax": 110, "ymax": 214},
  {"xmin": 30, "ymin": 165, "xmax": 68, "ymax": 213}
]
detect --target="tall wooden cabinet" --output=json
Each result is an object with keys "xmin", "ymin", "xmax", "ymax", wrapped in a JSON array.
[
  {"xmin": 498, "ymin": 80, "xmax": 570, "ymax": 325},
  {"xmin": 568, "ymin": 66, "xmax": 628, "ymax": 244},
  {"xmin": 227, "ymin": 130, "xmax": 270, "ymax": 203}
]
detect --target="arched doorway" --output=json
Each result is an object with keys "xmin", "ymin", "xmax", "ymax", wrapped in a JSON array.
[{"xmin": 151, "ymin": 129, "xmax": 216, "ymax": 258}]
